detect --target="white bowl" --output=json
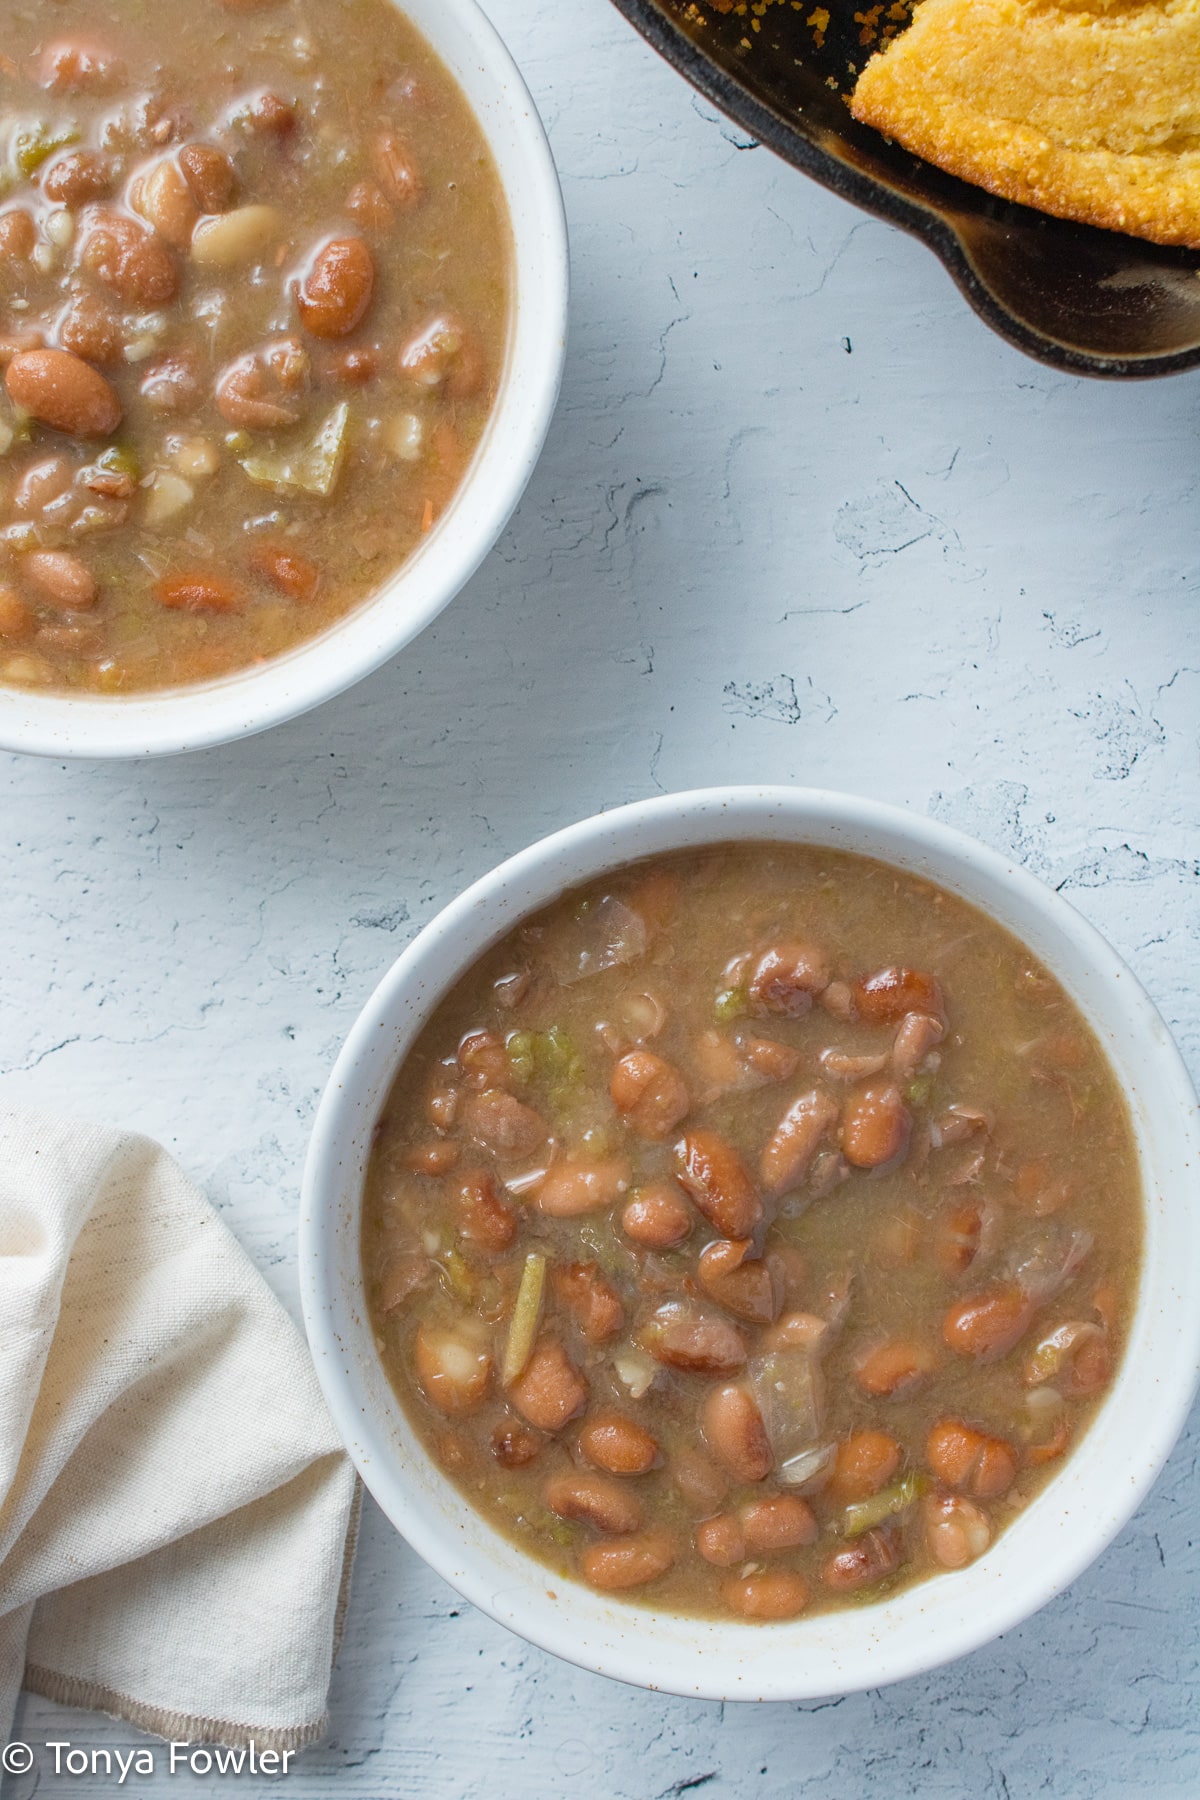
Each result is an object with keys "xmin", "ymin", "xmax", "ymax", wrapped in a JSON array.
[
  {"xmin": 0, "ymin": 0, "xmax": 568, "ymax": 759},
  {"xmin": 300, "ymin": 786, "xmax": 1200, "ymax": 1701}
]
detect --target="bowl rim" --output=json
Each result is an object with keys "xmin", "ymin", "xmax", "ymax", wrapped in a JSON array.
[
  {"xmin": 0, "ymin": 0, "xmax": 569, "ymax": 759},
  {"xmin": 300, "ymin": 785, "xmax": 1200, "ymax": 1700},
  {"xmin": 606, "ymin": 0, "xmax": 1200, "ymax": 382}
]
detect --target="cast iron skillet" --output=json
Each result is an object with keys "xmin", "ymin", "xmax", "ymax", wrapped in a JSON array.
[{"xmin": 608, "ymin": 0, "xmax": 1200, "ymax": 378}]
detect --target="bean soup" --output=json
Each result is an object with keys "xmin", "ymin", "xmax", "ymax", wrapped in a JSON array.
[
  {"xmin": 363, "ymin": 845, "xmax": 1142, "ymax": 1622},
  {"xmin": 0, "ymin": 0, "xmax": 511, "ymax": 692}
]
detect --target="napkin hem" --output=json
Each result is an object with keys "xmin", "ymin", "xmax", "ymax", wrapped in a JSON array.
[{"xmin": 21, "ymin": 1666, "xmax": 329, "ymax": 1754}]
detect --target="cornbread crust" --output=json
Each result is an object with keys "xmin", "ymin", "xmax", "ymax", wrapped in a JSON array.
[{"xmin": 850, "ymin": 0, "xmax": 1200, "ymax": 248}]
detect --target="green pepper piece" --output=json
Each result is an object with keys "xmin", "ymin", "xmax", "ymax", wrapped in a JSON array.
[
  {"xmin": 843, "ymin": 1471, "xmax": 926, "ymax": 1538},
  {"xmin": 714, "ymin": 986, "xmax": 748, "ymax": 1022},
  {"xmin": 501, "ymin": 1251, "xmax": 547, "ymax": 1387},
  {"xmin": 14, "ymin": 122, "xmax": 81, "ymax": 178}
]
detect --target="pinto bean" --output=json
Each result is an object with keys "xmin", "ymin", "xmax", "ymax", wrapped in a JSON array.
[
  {"xmin": 621, "ymin": 1180, "xmax": 692, "ymax": 1249},
  {"xmin": 675, "ymin": 1128, "xmax": 762, "ymax": 1238},
  {"xmin": 697, "ymin": 1238, "xmax": 780, "ymax": 1326},
  {"xmin": 0, "ymin": 587, "xmax": 33, "ymax": 639},
  {"xmin": 582, "ymin": 1530, "xmax": 674, "ymax": 1591},
  {"xmin": 926, "ymin": 1418, "xmax": 1017, "ymax": 1498},
  {"xmin": 537, "ymin": 1156, "xmax": 632, "ymax": 1218},
  {"xmin": 761, "ymin": 1310, "xmax": 829, "ymax": 1353},
  {"xmin": 460, "ymin": 1088, "xmax": 547, "ymax": 1157},
  {"xmin": 841, "ymin": 1082, "xmax": 911, "ymax": 1169},
  {"xmin": 643, "ymin": 1302, "xmax": 748, "ymax": 1375},
  {"xmin": 924, "ymin": 1491, "xmax": 991, "ymax": 1569},
  {"xmin": 610, "ymin": 1049, "xmax": 690, "ymax": 1140},
  {"xmin": 671, "ymin": 1448, "xmax": 729, "ymax": 1512},
  {"xmin": 739, "ymin": 1494, "xmax": 818, "ymax": 1552},
  {"xmin": 24, "ymin": 551, "xmax": 98, "ymax": 611},
  {"xmin": 827, "ymin": 1429, "xmax": 902, "ymax": 1503},
  {"xmin": 140, "ymin": 352, "xmax": 203, "ymax": 415},
  {"xmin": 747, "ymin": 942, "xmax": 830, "ymax": 1016},
  {"xmin": 457, "ymin": 1028, "xmax": 511, "ymax": 1089},
  {"xmin": 216, "ymin": 337, "xmax": 310, "ymax": 430},
  {"xmin": 695, "ymin": 1514, "xmax": 745, "ymax": 1566},
  {"xmin": 330, "ymin": 346, "xmax": 377, "ymax": 385},
  {"xmin": 191, "ymin": 204, "xmax": 284, "ymax": 266},
  {"xmin": 853, "ymin": 966, "xmax": 944, "ymax": 1025},
  {"xmin": 376, "ymin": 1252, "xmax": 432, "ymax": 1312},
  {"xmin": 427, "ymin": 1075, "xmax": 459, "ymax": 1128},
  {"xmin": 57, "ymin": 293, "xmax": 123, "ymax": 367},
  {"xmin": 552, "ymin": 1262, "xmax": 624, "ymax": 1343},
  {"xmin": 545, "ymin": 1471, "xmax": 642, "ymax": 1535},
  {"xmin": 244, "ymin": 91, "xmax": 295, "ymax": 135},
  {"xmin": 179, "ymin": 142, "xmax": 236, "ymax": 213},
  {"xmin": 5, "ymin": 349, "xmax": 122, "ymax": 438},
  {"xmin": 398, "ymin": 314, "xmax": 482, "ymax": 398},
  {"xmin": 455, "ymin": 1169, "xmax": 517, "ymax": 1252},
  {"xmin": 131, "ymin": 156, "xmax": 200, "ymax": 247},
  {"xmin": 509, "ymin": 1336, "xmax": 587, "ymax": 1432},
  {"xmin": 1013, "ymin": 1157, "xmax": 1074, "ymax": 1217},
  {"xmin": 42, "ymin": 151, "xmax": 115, "ymax": 206},
  {"xmin": 373, "ymin": 130, "xmax": 423, "ymax": 207},
  {"xmin": 823, "ymin": 1527, "xmax": 901, "ymax": 1592},
  {"xmin": 1024, "ymin": 1320, "xmax": 1110, "ymax": 1397},
  {"xmin": 249, "ymin": 545, "xmax": 321, "ymax": 602},
  {"xmin": 721, "ymin": 1571, "xmax": 809, "ymax": 1621},
  {"xmin": 40, "ymin": 39, "xmax": 123, "ymax": 92},
  {"xmin": 153, "ymin": 573, "xmax": 242, "ymax": 613},
  {"xmin": 297, "ymin": 237, "xmax": 375, "ymax": 338},
  {"xmin": 759, "ymin": 1088, "xmax": 839, "ymax": 1193},
  {"xmin": 345, "ymin": 181, "xmax": 395, "ymax": 234},
  {"xmin": 943, "ymin": 1284, "xmax": 1034, "ymax": 1361},
  {"xmin": 892, "ymin": 1011, "xmax": 945, "ymax": 1080},
  {"xmin": 701, "ymin": 1383, "xmax": 772, "ymax": 1482},
  {"xmin": 578, "ymin": 1410, "xmax": 659, "ymax": 1476},
  {"xmin": 414, "ymin": 1322, "xmax": 492, "ymax": 1415},
  {"xmin": 403, "ymin": 1139, "xmax": 458, "ymax": 1175},
  {"xmin": 81, "ymin": 213, "xmax": 179, "ymax": 305},
  {"xmin": 934, "ymin": 1199, "xmax": 986, "ymax": 1279},
  {"xmin": 491, "ymin": 1417, "xmax": 542, "ymax": 1468},
  {"xmin": 854, "ymin": 1336, "xmax": 935, "ymax": 1398}
]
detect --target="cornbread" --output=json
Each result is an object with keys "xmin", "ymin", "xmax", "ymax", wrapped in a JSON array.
[{"xmin": 851, "ymin": 0, "xmax": 1200, "ymax": 249}]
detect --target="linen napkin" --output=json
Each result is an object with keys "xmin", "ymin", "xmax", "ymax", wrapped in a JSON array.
[{"xmin": 0, "ymin": 1109, "xmax": 359, "ymax": 1753}]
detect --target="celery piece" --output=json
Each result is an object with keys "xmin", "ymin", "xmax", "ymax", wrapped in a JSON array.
[
  {"xmin": 905, "ymin": 1073, "xmax": 935, "ymax": 1108},
  {"xmin": 240, "ymin": 402, "xmax": 350, "ymax": 498},
  {"xmin": 505, "ymin": 1030, "xmax": 535, "ymax": 1085},
  {"xmin": 534, "ymin": 1025, "xmax": 582, "ymax": 1082},
  {"xmin": 714, "ymin": 986, "xmax": 748, "ymax": 1022},
  {"xmin": 843, "ymin": 1472, "xmax": 926, "ymax": 1538},
  {"xmin": 437, "ymin": 1248, "xmax": 475, "ymax": 1304},
  {"xmin": 14, "ymin": 122, "xmax": 80, "ymax": 178},
  {"xmin": 501, "ymin": 1250, "xmax": 546, "ymax": 1386}
]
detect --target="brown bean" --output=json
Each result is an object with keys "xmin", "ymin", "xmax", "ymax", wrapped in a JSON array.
[
  {"xmin": 621, "ymin": 1180, "xmax": 692, "ymax": 1249},
  {"xmin": 216, "ymin": 337, "xmax": 310, "ymax": 431},
  {"xmin": 398, "ymin": 314, "xmax": 482, "ymax": 398},
  {"xmin": 5, "ymin": 349, "xmax": 122, "ymax": 439},
  {"xmin": 81, "ymin": 213, "xmax": 178, "ymax": 305},
  {"xmin": 460, "ymin": 1088, "xmax": 546, "ymax": 1157},
  {"xmin": 42, "ymin": 151, "xmax": 115, "ymax": 207},
  {"xmin": 701, "ymin": 1383, "xmax": 772, "ymax": 1483},
  {"xmin": 552, "ymin": 1262, "xmax": 624, "ymax": 1343},
  {"xmin": 57, "ymin": 293, "xmax": 123, "ymax": 367},
  {"xmin": 377, "ymin": 1252, "xmax": 432, "ymax": 1313},
  {"xmin": 372, "ymin": 129, "xmax": 423, "ymax": 207},
  {"xmin": 537, "ymin": 1156, "xmax": 632, "ymax": 1218},
  {"xmin": 827, "ymin": 1429, "xmax": 902, "ymax": 1503},
  {"xmin": 739, "ymin": 1494, "xmax": 817, "ymax": 1552},
  {"xmin": 695, "ymin": 1514, "xmax": 745, "ymax": 1567},
  {"xmin": 329, "ymin": 346, "xmax": 377, "ymax": 385},
  {"xmin": 892, "ymin": 1011, "xmax": 945, "ymax": 1080},
  {"xmin": 491, "ymin": 1417, "xmax": 542, "ymax": 1468},
  {"xmin": 244, "ymin": 91, "xmax": 295, "ymax": 135},
  {"xmin": 841, "ymin": 1081, "xmax": 911, "ymax": 1169},
  {"xmin": 179, "ymin": 142, "xmax": 236, "ymax": 213},
  {"xmin": 403, "ymin": 1139, "xmax": 458, "ymax": 1175},
  {"xmin": 24, "ymin": 551, "xmax": 98, "ymax": 611},
  {"xmin": 697, "ymin": 1238, "xmax": 780, "ymax": 1326},
  {"xmin": 345, "ymin": 181, "xmax": 394, "ymax": 234},
  {"xmin": 414, "ymin": 1322, "xmax": 492, "ymax": 1415},
  {"xmin": 924, "ymin": 1491, "xmax": 991, "ymax": 1569},
  {"xmin": 544, "ymin": 1471, "xmax": 642, "ymax": 1535},
  {"xmin": 509, "ymin": 1336, "xmax": 587, "ymax": 1433},
  {"xmin": 722, "ymin": 1570, "xmax": 809, "ymax": 1621},
  {"xmin": 455, "ymin": 1169, "xmax": 517, "ymax": 1253},
  {"xmin": 934, "ymin": 1199, "xmax": 986, "ymax": 1279},
  {"xmin": 140, "ymin": 352, "xmax": 203, "ymax": 416},
  {"xmin": 39, "ymin": 39, "xmax": 123, "ymax": 92},
  {"xmin": 761, "ymin": 1309, "xmax": 828, "ymax": 1352},
  {"xmin": 675, "ymin": 1128, "xmax": 762, "ymax": 1238},
  {"xmin": 297, "ymin": 237, "xmax": 375, "ymax": 339},
  {"xmin": 578, "ymin": 1409, "xmax": 659, "ymax": 1476},
  {"xmin": 748, "ymin": 942, "xmax": 830, "ymax": 1016},
  {"xmin": 759, "ymin": 1088, "xmax": 839, "ymax": 1193},
  {"xmin": 0, "ymin": 587, "xmax": 33, "ymax": 639},
  {"xmin": 823, "ymin": 1527, "xmax": 901, "ymax": 1592},
  {"xmin": 131, "ymin": 157, "xmax": 200, "ymax": 249},
  {"xmin": 0, "ymin": 209, "xmax": 36, "ymax": 265},
  {"xmin": 643, "ymin": 1302, "xmax": 748, "ymax": 1375},
  {"xmin": 249, "ymin": 545, "xmax": 321, "ymax": 602},
  {"xmin": 854, "ymin": 1336, "xmax": 935, "ymax": 1397},
  {"xmin": 943, "ymin": 1285, "xmax": 1034, "ymax": 1362},
  {"xmin": 610, "ymin": 1049, "xmax": 690, "ymax": 1140},
  {"xmin": 671, "ymin": 1448, "xmax": 730, "ymax": 1513},
  {"xmin": 1013, "ymin": 1157, "xmax": 1074, "ymax": 1217},
  {"xmin": 926, "ymin": 1418, "xmax": 1017, "ymax": 1499},
  {"xmin": 153, "ymin": 573, "xmax": 242, "ymax": 613},
  {"xmin": 853, "ymin": 966, "xmax": 944, "ymax": 1024},
  {"xmin": 582, "ymin": 1531, "xmax": 674, "ymax": 1591}
]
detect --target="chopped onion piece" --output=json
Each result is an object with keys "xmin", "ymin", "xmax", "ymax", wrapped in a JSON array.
[
  {"xmin": 778, "ymin": 1442, "xmax": 836, "ymax": 1491},
  {"xmin": 548, "ymin": 895, "xmax": 648, "ymax": 986},
  {"xmin": 503, "ymin": 1162, "xmax": 551, "ymax": 1197},
  {"xmin": 750, "ymin": 1348, "xmax": 824, "ymax": 1464},
  {"xmin": 613, "ymin": 1346, "xmax": 657, "ymax": 1399}
]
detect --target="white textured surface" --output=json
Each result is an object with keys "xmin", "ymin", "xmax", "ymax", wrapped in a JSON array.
[{"xmin": 5, "ymin": 0, "xmax": 1200, "ymax": 1792}]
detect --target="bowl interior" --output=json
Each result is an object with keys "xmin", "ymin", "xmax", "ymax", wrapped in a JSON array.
[
  {"xmin": 0, "ymin": 0, "xmax": 568, "ymax": 759},
  {"xmin": 301, "ymin": 788, "xmax": 1200, "ymax": 1701},
  {"xmin": 609, "ymin": 0, "xmax": 1200, "ymax": 378}
]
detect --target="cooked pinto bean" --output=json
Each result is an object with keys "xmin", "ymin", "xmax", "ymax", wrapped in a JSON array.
[
  {"xmin": 759, "ymin": 1088, "xmax": 839, "ymax": 1193},
  {"xmin": 892, "ymin": 1011, "xmax": 945, "ymax": 1080},
  {"xmin": 399, "ymin": 314, "xmax": 482, "ymax": 397},
  {"xmin": 934, "ymin": 1199, "xmax": 987, "ymax": 1279},
  {"xmin": 455, "ymin": 1169, "xmax": 517, "ymax": 1252},
  {"xmin": 823, "ymin": 1527, "xmax": 902, "ymax": 1592},
  {"xmin": 57, "ymin": 294, "xmax": 123, "ymax": 367},
  {"xmin": 297, "ymin": 237, "xmax": 376, "ymax": 338},
  {"xmin": 582, "ymin": 1531, "xmax": 674, "ymax": 1591},
  {"xmin": 943, "ymin": 1285, "xmax": 1034, "ymax": 1362},
  {"xmin": 695, "ymin": 1514, "xmax": 745, "ymax": 1566},
  {"xmin": 853, "ymin": 966, "xmax": 944, "ymax": 1024},
  {"xmin": 457, "ymin": 1029, "xmax": 511, "ymax": 1089},
  {"xmin": 579, "ymin": 1410, "xmax": 659, "ymax": 1475},
  {"xmin": 42, "ymin": 152, "xmax": 115, "ymax": 206},
  {"xmin": 0, "ymin": 588, "xmax": 33, "ymax": 639},
  {"xmin": 926, "ymin": 1419, "xmax": 1017, "ymax": 1497},
  {"xmin": 748, "ymin": 942, "xmax": 830, "ymax": 1016},
  {"xmin": 404, "ymin": 1139, "xmax": 459, "ymax": 1175},
  {"xmin": 191, "ymin": 204, "xmax": 284, "ymax": 266},
  {"xmin": 924, "ymin": 1492, "xmax": 991, "ymax": 1569},
  {"xmin": 414, "ymin": 1323, "xmax": 492, "ymax": 1415},
  {"xmin": 854, "ymin": 1336, "xmax": 935, "ymax": 1398},
  {"xmin": 491, "ymin": 1418, "xmax": 542, "ymax": 1468},
  {"xmin": 153, "ymin": 573, "xmax": 242, "ymax": 613},
  {"xmin": 216, "ymin": 338, "xmax": 310, "ymax": 430},
  {"xmin": 552, "ymin": 1262, "xmax": 624, "ymax": 1343},
  {"xmin": 1024, "ymin": 1321, "xmax": 1110, "ymax": 1397},
  {"xmin": 373, "ymin": 130, "xmax": 423, "ymax": 207},
  {"xmin": 5, "ymin": 350, "xmax": 122, "ymax": 439},
  {"xmin": 80, "ymin": 212, "xmax": 179, "ymax": 305},
  {"xmin": 25, "ymin": 552, "xmax": 98, "ymax": 611},
  {"xmin": 140, "ymin": 353, "xmax": 203, "ymax": 416},
  {"xmin": 178, "ymin": 142, "xmax": 236, "ymax": 212},
  {"xmin": 131, "ymin": 157, "xmax": 201, "ymax": 247},
  {"xmin": 643, "ymin": 1302, "xmax": 748, "ymax": 1376},
  {"xmin": 697, "ymin": 1238, "xmax": 781, "ymax": 1326},
  {"xmin": 675, "ymin": 1129, "xmax": 762, "ymax": 1238},
  {"xmin": 701, "ymin": 1383, "xmax": 772, "ymax": 1482},
  {"xmin": 249, "ymin": 546, "xmax": 321, "ymax": 602},
  {"xmin": 508, "ymin": 1337, "xmax": 587, "ymax": 1433},
  {"xmin": 40, "ymin": 39, "xmax": 123, "ymax": 91},
  {"xmin": 610, "ymin": 1049, "xmax": 690, "ymax": 1140},
  {"xmin": 621, "ymin": 1181, "xmax": 692, "ymax": 1248},
  {"xmin": 460, "ymin": 1089, "xmax": 546, "ymax": 1157},
  {"xmin": 841, "ymin": 1081, "xmax": 911, "ymax": 1169},
  {"xmin": 545, "ymin": 1471, "xmax": 642, "ymax": 1535},
  {"xmin": 721, "ymin": 1571, "xmax": 810, "ymax": 1620},
  {"xmin": 827, "ymin": 1429, "xmax": 902, "ymax": 1502},
  {"xmin": 537, "ymin": 1157, "xmax": 632, "ymax": 1218},
  {"xmin": 739, "ymin": 1494, "xmax": 818, "ymax": 1551}
]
